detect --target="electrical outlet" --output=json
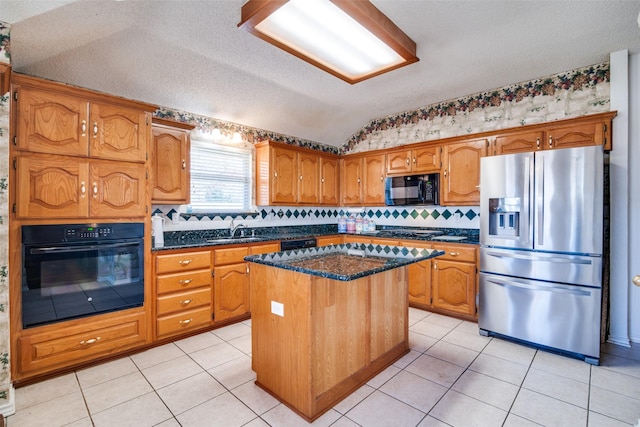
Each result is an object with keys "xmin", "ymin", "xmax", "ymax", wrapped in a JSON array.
[{"xmin": 271, "ymin": 301, "xmax": 284, "ymax": 317}]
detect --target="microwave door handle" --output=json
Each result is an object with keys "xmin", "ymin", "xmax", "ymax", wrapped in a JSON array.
[
  {"xmin": 418, "ymin": 180, "xmax": 424, "ymax": 202},
  {"xmin": 29, "ymin": 242, "xmax": 139, "ymax": 254}
]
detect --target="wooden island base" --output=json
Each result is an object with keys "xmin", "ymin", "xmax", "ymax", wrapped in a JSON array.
[{"xmin": 250, "ymin": 263, "xmax": 409, "ymax": 422}]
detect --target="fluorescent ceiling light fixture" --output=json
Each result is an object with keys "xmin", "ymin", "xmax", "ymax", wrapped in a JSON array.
[{"xmin": 238, "ymin": 0, "xmax": 419, "ymax": 84}]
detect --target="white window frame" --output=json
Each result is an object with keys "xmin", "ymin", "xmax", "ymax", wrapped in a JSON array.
[{"xmin": 189, "ymin": 138, "xmax": 254, "ymax": 213}]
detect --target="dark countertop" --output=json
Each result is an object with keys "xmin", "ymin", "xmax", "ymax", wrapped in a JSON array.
[
  {"xmin": 244, "ymin": 243, "xmax": 445, "ymax": 281},
  {"xmin": 152, "ymin": 225, "xmax": 478, "ymax": 251}
]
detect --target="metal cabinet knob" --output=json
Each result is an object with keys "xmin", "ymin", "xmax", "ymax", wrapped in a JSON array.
[{"xmin": 633, "ymin": 275, "xmax": 640, "ymax": 287}]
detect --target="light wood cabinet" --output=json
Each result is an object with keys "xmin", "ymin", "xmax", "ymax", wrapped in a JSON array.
[
  {"xmin": 256, "ymin": 141, "xmax": 337, "ymax": 206},
  {"xmin": 319, "ymin": 155, "xmax": 339, "ymax": 205},
  {"xmin": 546, "ymin": 121, "xmax": 607, "ymax": 150},
  {"xmin": 316, "ymin": 235, "xmax": 343, "ymax": 246},
  {"xmin": 340, "ymin": 152, "xmax": 386, "ymax": 206},
  {"xmin": 155, "ymin": 250, "xmax": 213, "ymax": 339},
  {"xmin": 441, "ymin": 138, "xmax": 488, "ymax": 206},
  {"xmin": 386, "ymin": 145, "xmax": 441, "ymax": 175},
  {"xmin": 15, "ymin": 153, "xmax": 147, "ymax": 219},
  {"xmin": 16, "ymin": 310, "xmax": 148, "ymax": 380},
  {"xmin": 400, "ymin": 239, "xmax": 477, "ymax": 320},
  {"xmin": 151, "ymin": 118, "xmax": 194, "ymax": 204},
  {"xmin": 13, "ymin": 76, "xmax": 150, "ymax": 163},
  {"xmin": 493, "ymin": 130, "xmax": 544, "ymax": 155},
  {"xmin": 213, "ymin": 242, "xmax": 280, "ymax": 322},
  {"xmin": 431, "ymin": 243, "xmax": 478, "ymax": 318}
]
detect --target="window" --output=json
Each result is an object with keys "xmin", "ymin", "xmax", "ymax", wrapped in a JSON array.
[{"xmin": 189, "ymin": 139, "xmax": 253, "ymax": 212}]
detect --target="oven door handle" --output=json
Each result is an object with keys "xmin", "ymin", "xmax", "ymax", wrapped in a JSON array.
[{"xmin": 29, "ymin": 242, "xmax": 140, "ymax": 254}]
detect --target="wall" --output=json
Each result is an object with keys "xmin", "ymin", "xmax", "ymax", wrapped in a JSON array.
[{"xmin": 0, "ymin": 21, "xmax": 13, "ymax": 415}]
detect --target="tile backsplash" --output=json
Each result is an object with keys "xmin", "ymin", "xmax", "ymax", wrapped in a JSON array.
[{"xmin": 152, "ymin": 205, "xmax": 480, "ymax": 233}]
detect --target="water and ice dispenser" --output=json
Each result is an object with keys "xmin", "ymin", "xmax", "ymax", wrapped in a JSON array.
[{"xmin": 488, "ymin": 197, "xmax": 520, "ymax": 237}]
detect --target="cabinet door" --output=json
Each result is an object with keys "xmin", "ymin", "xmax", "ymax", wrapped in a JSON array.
[
  {"xmin": 408, "ymin": 259, "xmax": 432, "ymax": 306},
  {"xmin": 340, "ymin": 157, "xmax": 362, "ymax": 205},
  {"xmin": 441, "ymin": 138, "xmax": 488, "ymax": 205},
  {"xmin": 319, "ymin": 156, "xmax": 339, "ymax": 205},
  {"xmin": 386, "ymin": 149, "xmax": 412, "ymax": 175},
  {"xmin": 431, "ymin": 260, "xmax": 476, "ymax": 316},
  {"xmin": 546, "ymin": 122, "xmax": 604, "ymax": 150},
  {"xmin": 89, "ymin": 161, "xmax": 147, "ymax": 217},
  {"xmin": 298, "ymin": 151, "xmax": 320, "ymax": 204},
  {"xmin": 214, "ymin": 263, "xmax": 250, "ymax": 322},
  {"xmin": 16, "ymin": 154, "xmax": 89, "ymax": 218},
  {"xmin": 494, "ymin": 130, "xmax": 544, "ymax": 155},
  {"xmin": 89, "ymin": 102, "xmax": 148, "ymax": 162},
  {"xmin": 151, "ymin": 124, "xmax": 190, "ymax": 204},
  {"xmin": 271, "ymin": 146, "xmax": 298, "ymax": 204},
  {"xmin": 412, "ymin": 146, "xmax": 441, "ymax": 172},
  {"xmin": 362, "ymin": 154, "xmax": 385, "ymax": 205},
  {"xmin": 15, "ymin": 86, "xmax": 90, "ymax": 156}
]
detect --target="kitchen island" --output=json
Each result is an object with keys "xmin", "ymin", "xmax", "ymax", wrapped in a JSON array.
[{"xmin": 245, "ymin": 243, "xmax": 443, "ymax": 421}]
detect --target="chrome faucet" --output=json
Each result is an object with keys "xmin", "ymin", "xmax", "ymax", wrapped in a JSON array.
[{"xmin": 229, "ymin": 218, "xmax": 247, "ymax": 238}]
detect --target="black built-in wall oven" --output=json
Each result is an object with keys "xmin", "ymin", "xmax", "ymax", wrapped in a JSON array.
[{"xmin": 21, "ymin": 223, "xmax": 144, "ymax": 328}]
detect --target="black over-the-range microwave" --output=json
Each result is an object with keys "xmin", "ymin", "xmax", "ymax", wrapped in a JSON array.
[{"xmin": 384, "ymin": 173, "xmax": 439, "ymax": 206}]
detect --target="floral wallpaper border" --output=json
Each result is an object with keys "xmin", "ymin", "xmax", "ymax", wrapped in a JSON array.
[
  {"xmin": 342, "ymin": 62, "xmax": 610, "ymax": 153},
  {"xmin": 154, "ymin": 108, "xmax": 341, "ymax": 155}
]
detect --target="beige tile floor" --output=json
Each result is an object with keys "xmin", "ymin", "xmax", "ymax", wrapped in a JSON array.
[{"xmin": 7, "ymin": 308, "xmax": 640, "ymax": 427}]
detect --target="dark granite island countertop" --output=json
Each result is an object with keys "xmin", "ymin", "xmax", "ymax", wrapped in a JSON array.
[{"xmin": 244, "ymin": 243, "xmax": 445, "ymax": 281}]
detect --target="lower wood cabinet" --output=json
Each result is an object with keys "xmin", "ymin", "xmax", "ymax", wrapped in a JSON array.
[
  {"xmin": 155, "ymin": 250, "xmax": 213, "ymax": 339},
  {"xmin": 401, "ymin": 240, "xmax": 478, "ymax": 320},
  {"xmin": 16, "ymin": 309, "xmax": 148, "ymax": 380},
  {"xmin": 213, "ymin": 242, "xmax": 280, "ymax": 323}
]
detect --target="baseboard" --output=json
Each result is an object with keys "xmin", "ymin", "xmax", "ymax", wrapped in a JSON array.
[
  {"xmin": 607, "ymin": 336, "xmax": 632, "ymax": 347},
  {"xmin": 0, "ymin": 385, "xmax": 15, "ymax": 418}
]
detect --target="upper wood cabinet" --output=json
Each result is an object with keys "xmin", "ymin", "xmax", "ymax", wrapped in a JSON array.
[
  {"xmin": 15, "ymin": 153, "xmax": 147, "ymax": 219},
  {"xmin": 386, "ymin": 145, "xmax": 441, "ymax": 175},
  {"xmin": 340, "ymin": 152, "xmax": 386, "ymax": 206},
  {"xmin": 255, "ymin": 141, "xmax": 337, "ymax": 206},
  {"xmin": 319, "ymin": 155, "xmax": 339, "ymax": 205},
  {"xmin": 441, "ymin": 138, "xmax": 489, "ymax": 206},
  {"xmin": 493, "ymin": 130, "xmax": 544, "ymax": 155},
  {"xmin": 13, "ymin": 75, "xmax": 153, "ymax": 163},
  {"xmin": 491, "ymin": 112, "xmax": 615, "ymax": 155},
  {"xmin": 151, "ymin": 118, "xmax": 194, "ymax": 204}
]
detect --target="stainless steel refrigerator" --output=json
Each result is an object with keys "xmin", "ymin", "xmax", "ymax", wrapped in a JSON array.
[{"xmin": 479, "ymin": 145, "xmax": 603, "ymax": 364}]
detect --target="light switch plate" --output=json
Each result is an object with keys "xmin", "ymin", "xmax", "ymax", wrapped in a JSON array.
[{"xmin": 271, "ymin": 301, "xmax": 284, "ymax": 317}]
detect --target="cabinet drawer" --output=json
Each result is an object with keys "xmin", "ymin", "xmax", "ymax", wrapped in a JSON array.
[
  {"xmin": 156, "ymin": 251, "xmax": 211, "ymax": 274},
  {"xmin": 317, "ymin": 235, "xmax": 343, "ymax": 247},
  {"xmin": 250, "ymin": 242, "xmax": 280, "ymax": 255},
  {"xmin": 18, "ymin": 311, "xmax": 147, "ymax": 377},
  {"xmin": 214, "ymin": 246, "xmax": 250, "ymax": 265},
  {"xmin": 157, "ymin": 306, "xmax": 212, "ymax": 338},
  {"xmin": 157, "ymin": 269, "xmax": 212, "ymax": 294},
  {"xmin": 431, "ymin": 244, "xmax": 477, "ymax": 263},
  {"xmin": 157, "ymin": 287, "xmax": 212, "ymax": 316}
]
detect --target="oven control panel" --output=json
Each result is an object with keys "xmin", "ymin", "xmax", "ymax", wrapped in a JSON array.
[{"xmin": 66, "ymin": 226, "xmax": 113, "ymax": 239}]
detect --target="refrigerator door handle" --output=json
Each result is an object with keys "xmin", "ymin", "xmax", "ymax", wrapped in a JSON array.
[
  {"xmin": 522, "ymin": 156, "xmax": 531, "ymax": 245},
  {"xmin": 485, "ymin": 277, "xmax": 592, "ymax": 296},
  {"xmin": 484, "ymin": 250, "xmax": 593, "ymax": 265},
  {"xmin": 536, "ymin": 154, "xmax": 544, "ymax": 246}
]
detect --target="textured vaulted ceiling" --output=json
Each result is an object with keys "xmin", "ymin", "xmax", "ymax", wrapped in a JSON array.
[{"xmin": 1, "ymin": 1, "xmax": 639, "ymax": 147}]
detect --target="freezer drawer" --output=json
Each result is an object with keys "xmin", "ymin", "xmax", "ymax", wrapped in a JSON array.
[
  {"xmin": 480, "ymin": 247, "xmax": 601, "ymax": 287},
  {"xmin": 479, "ymin": 272, "xmax": 601, "ymax": 363}
]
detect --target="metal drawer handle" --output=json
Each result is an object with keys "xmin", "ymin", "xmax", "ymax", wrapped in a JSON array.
[
  {"xmin": 93, "ymin": 122, "xmax": 98, "ymax": 138},
  {"xmin": 179, "ymin": 319, "xmax": 193, "ymax": 325},
  {"xmin": 80, "ymin": 337, "xmax": 101, "ymax": 345},
  {"xmin": 179, "ymin": 279, "xmax": 192, "ymax": 285},
  {"xmin": 92, "ymin": 182, "xmax": 98, "ymax": 198},
  {"xmin": 180, "ymin": 299, "xmax": 192, "ymax": 305},
  {"xmin": 80, "ymin": 181, "xmax": 86, "ymax": 196},
  {"xmin": 449, "ymin": 252, "xmax": 460, "ymax": 256},
  {"xmin": 178, "ymin": 259, "xmax": 192, "ymax": 265},
  {"xmin": 81, "ymin": 120, "xmax": 87, "ymax": 136}
]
